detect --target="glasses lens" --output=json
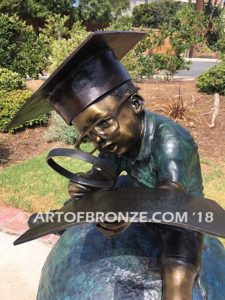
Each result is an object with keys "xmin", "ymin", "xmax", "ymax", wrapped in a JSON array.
[
  {"xmin": 76, "ymin": 136, "xmax": 97, "ymax": 153},
  {"xmin": 94, "ymin": 117, "xmax": 119, "ymax": 137}
]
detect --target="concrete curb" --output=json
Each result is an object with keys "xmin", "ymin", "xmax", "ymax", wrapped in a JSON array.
[{"xmin": 184, "ymin": 58, "xmax": 220, "ymax": 63}]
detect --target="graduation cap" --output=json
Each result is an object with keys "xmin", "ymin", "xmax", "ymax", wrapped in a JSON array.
[{"xmin": 6, "ymin": 31, "xmax": 145, "ymax": 130}]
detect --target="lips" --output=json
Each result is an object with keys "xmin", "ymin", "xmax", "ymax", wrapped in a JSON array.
[
  {"xmin": 100, "ymin": 141, "xmax": 117, "ymax": 153},
  {"xmin": 108, "ymin": 144, "xmax": 118, "ymax": 152}
]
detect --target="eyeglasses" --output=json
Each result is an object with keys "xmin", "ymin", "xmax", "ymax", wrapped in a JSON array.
[{"xmin": 75, "ymin": 92, "xmax": 137, "ymax": 154}]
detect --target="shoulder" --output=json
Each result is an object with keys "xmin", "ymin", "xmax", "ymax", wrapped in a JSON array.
[
  {"xmin": 145, "ymin": 110, "xmax": 191, "ymax": 137},
  {"xmin": 147, "ymin": 111, "xmax": 198, "ymax": 157}
]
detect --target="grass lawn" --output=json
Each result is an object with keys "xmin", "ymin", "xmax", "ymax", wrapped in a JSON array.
[
  {"xmin": 0, "ymin": 152, "xmax": 92, "ymax": 212},
  {"xmin": 0, "ymin": 152, "xmax": 224, "ymax": 214},
  {"xmin": 200, "ymin": 157, "xmax": 225, "ymax": 209}
]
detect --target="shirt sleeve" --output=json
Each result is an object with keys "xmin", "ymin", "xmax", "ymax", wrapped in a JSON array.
[{"xmin": 153, "ymin": 121, "xmax": 203, "ymax": 195}]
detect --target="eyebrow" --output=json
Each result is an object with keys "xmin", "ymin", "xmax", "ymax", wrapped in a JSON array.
[
  {"xmin": 78, "ymin": 112, "xmax": 105, "ymax": 132},
  {"xmin": 92, "ymin": 112, "xmax": 107, "ymax": 123}
]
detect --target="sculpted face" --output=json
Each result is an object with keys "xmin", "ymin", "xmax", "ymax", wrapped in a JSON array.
[{"xmin": 71, "ymin": 94, "xmax": 143, "ymax": 156}]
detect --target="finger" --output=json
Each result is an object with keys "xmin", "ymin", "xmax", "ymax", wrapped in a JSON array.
[
  {"xmin": 68, "ymin": 182, "xmax": 89, "ymax": 192},
  {"xmin": 76, "ymin": 172, "xmax": 91, "ymax": 179}
]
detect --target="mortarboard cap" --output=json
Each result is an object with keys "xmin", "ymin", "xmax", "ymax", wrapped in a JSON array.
[{"xmin": 6, "ymin": 31, "xmax": 145, "ymax": 129}]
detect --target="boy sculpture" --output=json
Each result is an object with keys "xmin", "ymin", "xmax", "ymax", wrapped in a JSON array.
[{"xmin": 7, "ymin": 31, "xmax": 225, "ymax": 300}]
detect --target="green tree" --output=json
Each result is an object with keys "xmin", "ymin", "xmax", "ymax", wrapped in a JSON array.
[
  {"xmin": 135, "ymin": 5, "xmax": 206, "ymax": 78},
  {"xmin": 132, "ymin": 0, "xmax": 183, "ymax": 29},
  {"xmin": 172, "ymin": 5, "xmax": 206, "ymax": 55},
  {"xmin": 0, "ymin": 14, "xmax": 48, "ymax": 77},
  {"xmin": 204, "ymin": 1, "xmax": 225, "ymax": 55},
  {"xmin": 40, "ymin": 14, "xmax": 71, "ymax": 45},
  {"xmin": 75, "ymin": 0, "xmax": 129, "ymax": 30},
  {"xmin": 0, "ymin": 0, "xmax": 76, "ymax": 32},
  {"xmin": 107, "ymin": 18, "xmax": 141, "ymax": 79},
  {"xmin": 77, "ymin": 0, "xmax": 112, "ymax": 29},
  {"xmin": 110, "ymin": 0, "xmax": 130, "ymax": 19}
]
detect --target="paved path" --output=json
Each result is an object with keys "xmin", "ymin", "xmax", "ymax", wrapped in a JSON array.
[
  {"xmin": 0, "ymin": 205, "xmax": 59, "ymax": 299},
  {"xmin": 0, "ymin": 232, "xmax": 51, "ymax": 300},
  {"xmin": 176, "ymin": 58, "xmax": 219, "ymax": 78},
  {"xmin": 151, "ymin": 57, "xmax": 219, "ymax": 80}
]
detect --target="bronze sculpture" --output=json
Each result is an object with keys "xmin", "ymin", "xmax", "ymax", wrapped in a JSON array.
[{"xmin": 7, "ymin": 31, "xmax": 225, "ymax": 300}]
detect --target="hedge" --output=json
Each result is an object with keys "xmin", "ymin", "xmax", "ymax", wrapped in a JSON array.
[
  {"xmin": 197, "ymin": 62, "xmax": 225, "ymax": 95},
  {"xmin": 44, "ymin": 111, "xmax": 79, "ymax": 144},
  {"xmin": 0, "ymin": 68, "xmax": 25, "ymax": 92},
  {"xmin": 0, "ymin": 90, "xmax": 48, "ymax": 132}
]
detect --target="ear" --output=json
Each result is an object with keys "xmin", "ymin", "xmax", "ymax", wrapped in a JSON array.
[{"xmin": 130, "ymin": 94, "xmax": 145, "ymax": 114}]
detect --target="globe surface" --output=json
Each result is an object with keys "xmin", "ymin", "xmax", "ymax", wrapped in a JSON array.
[{"xmin": 38, "ymin": 223, "xmax": 225, "ymax": 300}]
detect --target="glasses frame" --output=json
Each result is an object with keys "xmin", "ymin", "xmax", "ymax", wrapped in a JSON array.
[{"xmin": 75, "ymin": 92, "xmax": 137, "ymax": 154}]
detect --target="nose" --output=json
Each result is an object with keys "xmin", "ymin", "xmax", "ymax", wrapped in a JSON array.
[
  {"xmin": 95, "ymin": 135, "xmax": 102, "ymax": 143},
  {"xmin": 90, "ymin": 131, "xmax": 103, "ymax": 143}
]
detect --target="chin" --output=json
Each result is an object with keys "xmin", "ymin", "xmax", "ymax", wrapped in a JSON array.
[{"xmin": 115, "ymin": 145, "xmax": 130, "ymax": 156}]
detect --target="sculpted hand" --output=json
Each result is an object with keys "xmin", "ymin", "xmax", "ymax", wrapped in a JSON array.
[
  {"xmin": 159, "ymin": 181, "xmax": 184, "ymax": 191},
  {"xmin": 66, "ymin": 168, "xmax": 107, "ymax": 205},
  {"xmin": 68, "ymin": 172, "xmax": 92, "ymax": 199}
]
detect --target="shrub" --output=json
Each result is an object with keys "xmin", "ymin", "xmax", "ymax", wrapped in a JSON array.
[
  {"xmin": 0, "ymin": 90, "xmax": 48, "ymax": 132},
  {"xmin": 45, "ymin": 111, "xmax": 79, "ymax": 144},
  {"xmin": 107, "ymin": 19, "xmax": 141, "ymax": 79},
  {"xmin": 137, "ymin": 51, "xmax": 189, "ymax": 78},
  {"xmin": 152, "ymin": 96, "xmax": 205, "ymax": 126},
  {"xmin": 0, "ymin": 14, "xmax": 48, "ymax": 78},
  {"xmin": 197, "ymin": 62, "xmax": 225, "ymax": 95},
  {"xmin": 107, "ymin": 16, "xmax": 133, "ymax": 31},
  {"xmin": 0, "ymin": 68, "xmax": 25, "ymax": 92},
  {"xmin": 47, "ymin": 22, "xmax": 88, "ymax": 74},
  {"xmin": 121, "ymin": 49, "xmax": 142, "ymax": 80}
]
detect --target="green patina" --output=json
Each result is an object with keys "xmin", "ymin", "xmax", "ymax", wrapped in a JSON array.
[{"xmin": 101, "ymin": 110, "xmax": 203, "ymax": 197}]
